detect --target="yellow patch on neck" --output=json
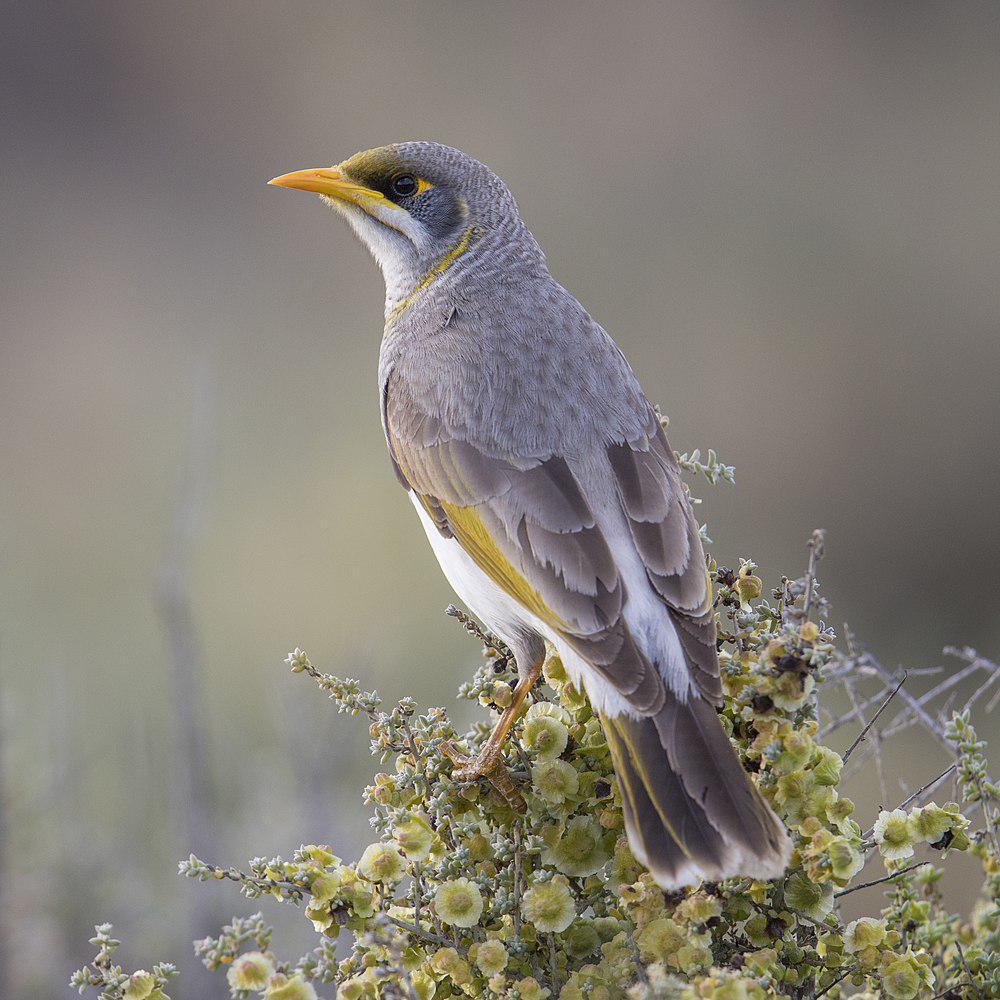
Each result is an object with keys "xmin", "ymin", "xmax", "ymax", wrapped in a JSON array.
[{"xmin": 387, "ymin": 227, "xmax": 475, "ymax": 321}]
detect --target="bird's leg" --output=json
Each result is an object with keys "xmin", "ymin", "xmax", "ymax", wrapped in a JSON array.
[{"xmin": 441, "ymin": 660, "xmax": 543, "ymax": 801}]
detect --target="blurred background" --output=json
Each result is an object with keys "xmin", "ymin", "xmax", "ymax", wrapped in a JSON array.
[{"xmin": 2, "ymin": 1, "xmax": 999, "ymax": 995}]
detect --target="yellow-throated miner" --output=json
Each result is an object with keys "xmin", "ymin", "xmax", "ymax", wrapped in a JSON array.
[{"xmin": 269, "ymin": 143, "xmax": 791, "ymax": 888}]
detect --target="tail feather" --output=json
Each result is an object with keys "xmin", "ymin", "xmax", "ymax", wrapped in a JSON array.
[{"xmin": 603, "ymin": 691, "xmax": 790, "ymax": 888}]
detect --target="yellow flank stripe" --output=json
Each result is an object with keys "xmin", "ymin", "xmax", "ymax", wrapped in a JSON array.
[
  {"xmin": 387, "ymin": 227, "xmax": 474, "ymax": 321},
  {"xmin": 436, "ymin": 499, "xmax": 566, "ymax": 630}
]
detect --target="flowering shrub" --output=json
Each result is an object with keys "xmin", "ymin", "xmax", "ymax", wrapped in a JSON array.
[{"xmin": 72, "ymin": 442, "xmax": 998, "ymax": 999}]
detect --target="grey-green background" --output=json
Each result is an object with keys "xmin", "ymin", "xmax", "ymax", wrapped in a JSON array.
[{"xmin": 2, "ymin": 2, "xmax": 998, "ymax": 996}]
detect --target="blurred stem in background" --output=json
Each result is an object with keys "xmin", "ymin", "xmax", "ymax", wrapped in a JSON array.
[{"xmin": 156, "ymin": 358, "xmax": 220, "ymax": 998}]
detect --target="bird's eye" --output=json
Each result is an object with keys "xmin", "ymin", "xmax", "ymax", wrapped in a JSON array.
[{"xmin": 390, "ymin": 174, "xmax": 419, "ymax": 198}]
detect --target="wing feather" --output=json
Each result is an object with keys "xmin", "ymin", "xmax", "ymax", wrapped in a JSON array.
[
  {"xmin": 607, "ymin": 408, "xmax": 721, "ymax": 703},
  {"xmin": 384, "ymin": 370, "xmax": 717, "ymax": 710}
]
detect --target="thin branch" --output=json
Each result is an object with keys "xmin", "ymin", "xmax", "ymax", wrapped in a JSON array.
[
  {"xmin": 814, "ymin": 967, "xmax": 854, "ymax": 999},
  {"xmin": 821, "ymin": 685, "xmax": 897, "ymax": 738},
  {"xmin": 880, "ymin": 659, "xmax": 994, "ymax": 740},
  {"xmin": 386, "ymin": 916, "xmax": 454, "ymax": 949},
  {"xmin": 862, "ymin": 656, "xmax": 953, "ymax": 750},
  {"xmin": 802, "ymin": 528, "xmax": 825, "ymax": 620},
  {"xmin": 842, "ymin": 673, "xmax": 907, "ymax": 762},
  {"xmin": 445, "ymin": 605, "xmax": 510, "ymax": 656},
  {"xmin": 898, "ymin": 764, "xmax": 957, "ymax": 812},
  {"xmin": 834, "ymin": 861, "xmax": 926, "ymax": 898},
  {"xmin": 955, "ymin": 942, "xmax": 984, "ymax": 1000},
  {"xmin": 962, "ymin": 671, "xmax": 1000, "ymax": 715}
]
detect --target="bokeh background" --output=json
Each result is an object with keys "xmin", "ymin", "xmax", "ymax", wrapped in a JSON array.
[{"xmin": 2, "ymin": 2, "xmax": 999, "ymax": 996}]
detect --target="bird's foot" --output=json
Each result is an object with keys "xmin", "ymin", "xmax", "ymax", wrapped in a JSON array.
[{"xmin": 441, "ymin": 740, "xmax": 524, "ymax": 809}]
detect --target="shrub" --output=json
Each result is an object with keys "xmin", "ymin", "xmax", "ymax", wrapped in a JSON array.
[{"xmin": 72, "ymin": 439, "xmax": 998, "ymax": 999}]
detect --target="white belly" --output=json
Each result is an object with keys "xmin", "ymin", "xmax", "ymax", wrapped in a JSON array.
[{"xmin": 409, "ymin": 492, "xmax": 649, "ymax": 718}]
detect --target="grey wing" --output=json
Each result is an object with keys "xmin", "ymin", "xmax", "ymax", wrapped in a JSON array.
[
  {"xmin": 606, "ymin": 406, "xmax": 722, "ymax": 704},
  {"xmin": 383, "ymin": 368, "xmax": 666, "ymax": 714}
]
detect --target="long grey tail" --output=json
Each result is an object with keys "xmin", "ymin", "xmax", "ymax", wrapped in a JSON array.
[{"xmin": 603, "ymin": 690, "xmax": 791, "ymax": 888}]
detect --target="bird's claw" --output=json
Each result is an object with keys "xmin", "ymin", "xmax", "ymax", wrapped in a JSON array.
[{"xmin": 440, "ymin": 739, "xmax": 524, "ymax": 808}]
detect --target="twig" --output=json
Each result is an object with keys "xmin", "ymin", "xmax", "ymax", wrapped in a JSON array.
[
  {"xmin": 802, "ymin": 529, "xmax": 825, "ymax": 620},
  {"xmin": 962, "ymin": 671, "xmax": 1000, "ymax": 715},
  {"xmin": 880, "ymin": 659, "xmax": 994, "ymax": 740},
  {"xmin": 814, "ymin": 966, "xmax": 854, "ymax": 999},
  {"xmin": 954, "ymin": 942, "xmax": 983, "ymax": 1000},
  {"xmin": 386, "ymin": 916, "xmax": 454, "ymax": 949},
  {"xmin": 512, "ymin": 824, "xmax": 523, "ymax": 937},
  {"xmin": 445, "ymin": 605, "xmax": 509, "ymax": 656},
  {"xmin": 863, "ymin": 657, "xmax": 953, "ymax": 751},
  {"xmin": 821, "ymin": 686, "xmax": 898, "ymax": 738},
  {"xmin": 834, "ymin": 861, "xmax": 925, "ymax": 898},
  {"xmin": 929, "ymin": 983, "xmax": 969, "ymax": 1000},
  {"xmin": 842, "ymin": 673, "xmax": 907, "ymax": 763}
]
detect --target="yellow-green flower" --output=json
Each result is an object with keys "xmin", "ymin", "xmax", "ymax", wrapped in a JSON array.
[
  {"xmin": 513, "ymin": 976, "xmax": 550, "ymax": 1000},
  {"xmin": 394, "ymin": 816, "xmax": 434, "ymax": 861},
  {"xmin": 123, "ymin": 972, "xmax": 156, "ymax": 1000},
  {"xmin": 910, "ymin": 803, "xmax": 953, "ymax": 844},
  {"xmin": 357, "ymin": 842, "xmax": 406, "ymax": 883},
  {"xmin": 532, "ymin": 759, "xmax": 579, "ymax": 805},
  {"xmin": 430, "ymin": 947, "xmax": 473, "ymax": 987},
  {"xmin": 636, "ymin": 917, "xmax": 685, "ymax": 963},
  {"xmin": 872, "ymin": 809, "xmax": 916, "ymax": 861},
  {"xmin": 522, "ymin": 876, "xmax": 576, "ymax": 932},
  {"xmin": 544, "ymin": 816, "xmax": 610, "ymax": 876},
  {"xmin": 843, "ymin": 917, "xmax": 886, "ymax": 953},
  {"xmin": 770, "ymin": 671, "xmax": 814, "ymax": 711},
  {"xmin": 337, "ymin": 977, "xmax": 364, "ymax": 1000},
  {"xmin": 264, "ymin": 974, "xmax": 318, "ymax": 1000},
  {"xmin": 828, "ymin": 838, "xmax": 865, "ymax": 881},
  {"xmin": 774, "ymin": 769, "xmax": 815, "ymax": 823},
  {"xmin": 674, "ymin": 893, "xmax": 723, "ymax": 925},
  {"xmin": 810, "ymin": 746, "xmax": 843, "ymax": 786},
  {"xmin": 410, "ymin": 970, "xmax": 436, "ymax": 1000},
  {"xmin": 561, "ymin": 921, "xmax": 601, "ymax": 959},
  {"xmin": 783, "ymin": 870, "xmax": 834, "ymax": 922},
  {"xmin": 521, "ymin": 703, "xmax": 571, "ymax": 759},
  {"xmin": 879, "ymin": 953, "xmax": 929, "ymax": 1000},
  {"xmin": 543, "ymin": 655, "xmax": 568, "ymax": 685},
  {"xmin": 227, "ymin": 951, "xmax": 275, "ymax": 991},
  {"xmin": 434, "ymin": 877, "xmax": 484, "ymax": 928},
  {"xmin": 474, "ymin": 939, "xmax": 508, "ymax": 976}
]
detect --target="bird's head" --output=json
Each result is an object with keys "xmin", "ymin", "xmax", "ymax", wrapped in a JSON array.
[{"xmin": 269, "ymin": 142, "xmax": 535, "ymax": 311}]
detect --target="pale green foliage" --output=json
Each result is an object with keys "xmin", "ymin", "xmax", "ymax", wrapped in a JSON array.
[
  {"xmin": 70, "ymin": 923, "xmax": 178, "ymax": 999},
  {"xmin": 72, "ymin": 444, "xmax": 999, "ymax": 999}
]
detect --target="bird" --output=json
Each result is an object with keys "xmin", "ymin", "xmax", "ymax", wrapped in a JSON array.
[{"xmin": 269, "ymin": 142, "xmax": 791, "ymax": 888}]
